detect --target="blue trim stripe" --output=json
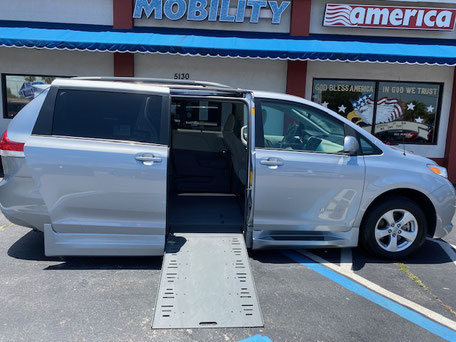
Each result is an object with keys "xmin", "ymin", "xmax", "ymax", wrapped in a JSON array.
[
  {"xmin": 1, "ymin": 26, "xmax": 456, "ymax": 65},
  {"xmin": 283, "ymin": 251, "xmax": 456, "ymax": 342}
]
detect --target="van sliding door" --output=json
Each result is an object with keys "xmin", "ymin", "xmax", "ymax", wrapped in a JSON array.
[{"xmin": 25, "ymin": 85, "xmax": 170, "ymax": 256}]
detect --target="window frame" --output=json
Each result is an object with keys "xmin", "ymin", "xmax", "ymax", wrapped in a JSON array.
[
  {"xmin": 1, "ymin": 73, "xmax": 71, "ymax": 120},
  {"xmin": 255, "ymin": 98, "xmax": 362, "ymax": 156},
  {"xmin": 312, "ymin": 78, "xmax": 444, "ymax": 146}
]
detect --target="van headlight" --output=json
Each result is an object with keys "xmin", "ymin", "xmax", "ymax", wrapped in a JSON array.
[{"xmin": 427, "ymin": 165, "xmax": 448, "ymax": 178}]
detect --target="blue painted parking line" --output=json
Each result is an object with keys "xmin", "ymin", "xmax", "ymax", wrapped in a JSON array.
[
  {"xmin": 239, "ymin": 334, "xmax": 273, "ymax": 342},
  {"xmin": 283, "ymin": 250, "xmax": 456, "ymax": 342}
]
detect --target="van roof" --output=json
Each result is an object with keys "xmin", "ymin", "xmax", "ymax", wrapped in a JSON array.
[
  {"xmin": 51, "ymin": 77, "xmax": 252, "ymax": 97},
  {"xmin": 73, "ymin": 77, "xmax": 233, "ymax": 89},
  {"xmin": 53, "ymin": 77, "xmax": 303, "ymax": 102}
]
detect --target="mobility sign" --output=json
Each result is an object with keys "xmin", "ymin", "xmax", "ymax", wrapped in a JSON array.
[
  {"xmin": 323, "ymin": 4, "xmax": 456, "ymax": 31},
  {"xmin": 133, "ymin": 0, "xmax": 290, "ymax": 24}
]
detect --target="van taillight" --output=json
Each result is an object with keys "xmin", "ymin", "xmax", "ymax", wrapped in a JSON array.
[{"xmin": 0, "ymin": 131, "xmax": 24, "ymax": 152}]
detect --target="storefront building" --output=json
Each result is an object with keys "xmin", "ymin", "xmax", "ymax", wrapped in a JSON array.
[{"xmin": 1, "ymin": 0, "xmax": 456, "ymax": 180}]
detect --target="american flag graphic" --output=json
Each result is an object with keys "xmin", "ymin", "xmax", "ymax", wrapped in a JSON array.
[
  {"xmin": 376, "ymin": 97, "xmax": 403, "ymax": 122},
  {"xmin": 352, "ymin": 94, "xmax": 403, "ymax": 123},
  {"xmin": 323, "ymin": 4, "xmax": 355, "ymax": 27}
]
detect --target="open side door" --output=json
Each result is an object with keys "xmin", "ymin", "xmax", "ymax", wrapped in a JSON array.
[
  {"xmin": 244, "ymin": 91, "xmax": 256, "ymax": 248},
  {"xmin": 25, "ymin": 83, "xmax": 171, "ymax": 256}
]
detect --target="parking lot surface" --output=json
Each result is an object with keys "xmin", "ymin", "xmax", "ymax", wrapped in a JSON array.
[{"xmin": 1, "ymin": 212, "xmax": 456, "ymax": 342}]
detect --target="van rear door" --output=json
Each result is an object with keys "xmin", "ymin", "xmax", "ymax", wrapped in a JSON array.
[{"xmin": 25, "ymin": 81, "xmax": 170, "ymax": 256}]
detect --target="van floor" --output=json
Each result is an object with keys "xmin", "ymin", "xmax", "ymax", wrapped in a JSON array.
[{"xmin": 168, "ymin": 194, "xmax": 244, "ymax": 233}]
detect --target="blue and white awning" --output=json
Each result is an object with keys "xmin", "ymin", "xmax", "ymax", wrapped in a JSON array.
[{"xmin": 1, "ymin": 24, "xmax": 456, "ymax": 65}]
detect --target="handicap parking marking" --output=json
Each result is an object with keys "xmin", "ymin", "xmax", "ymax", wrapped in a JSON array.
[
  {"xmin": 283, "ymin": 250, "xmax": 456, "ymax": 342},
  {"xmin": 239, "ymin": 335, "xmax": 273, "ymax": 342},
  {"xmin": 0, "ymin": 223, "xmax": 12, "ymax": 231}
]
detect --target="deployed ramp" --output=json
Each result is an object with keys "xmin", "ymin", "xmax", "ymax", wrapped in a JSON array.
[{"xmin": 152, "ymin": 233, "xmax": 263, "ymax": 329}]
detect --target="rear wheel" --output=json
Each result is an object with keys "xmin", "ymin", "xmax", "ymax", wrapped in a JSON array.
[{"xmin": 361, "ymin": 197, "xmax": 427, "ymax": 259}]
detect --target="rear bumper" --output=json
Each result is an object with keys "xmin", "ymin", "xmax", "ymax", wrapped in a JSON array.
[{"xmin": 0, "ymin": 156, "xmax": 49, "ymax": 231}]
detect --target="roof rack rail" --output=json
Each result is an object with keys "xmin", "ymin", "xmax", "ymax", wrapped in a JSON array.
[{"xmin": 72, "ymin": 77, "xmax": 232, "ymax": 89}]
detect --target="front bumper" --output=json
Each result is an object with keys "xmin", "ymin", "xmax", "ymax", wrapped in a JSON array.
[{"xmin": 430, "ymin": 182, "xmax": 455, "ymax": 239}]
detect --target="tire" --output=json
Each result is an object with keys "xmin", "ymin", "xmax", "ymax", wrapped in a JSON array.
[{"xmin": 361, "ymin": 196, "xmax": 427, "ymax": 259}]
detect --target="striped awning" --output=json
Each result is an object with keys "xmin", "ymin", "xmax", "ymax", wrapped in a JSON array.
[{"xmin": 1, "ymin": 24, "xmax": 456, "ymax": 65}]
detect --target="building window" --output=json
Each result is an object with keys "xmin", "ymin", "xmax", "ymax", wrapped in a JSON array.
[
  {"xmin": 312, "ymin": 79, "xmax": 442, "ymax": 145},
  {"xmin": 171, "ymin": 99, "xmax": 238, "ymax": 132},
  {"xmin": 2, "ymin": 74, "xmax": 61, "ymax": 119}
]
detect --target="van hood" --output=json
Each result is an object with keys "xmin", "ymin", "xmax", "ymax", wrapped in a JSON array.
[{"xmin": 387, "ymin": 145, "xmax": 437, "ymax": 166}]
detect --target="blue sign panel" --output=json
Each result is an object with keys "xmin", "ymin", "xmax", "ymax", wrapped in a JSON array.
[
  {"xmin": 133, "ymin": 0, "xmax": 290, "ymax": 24},
  {"xmin": 18, "ymin": 81, "xmax": 44, "ymax": 99}
]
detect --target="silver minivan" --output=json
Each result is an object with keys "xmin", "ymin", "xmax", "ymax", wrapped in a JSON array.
[{"xmin": 0, "ymin": 78, "xmax": 454, "ymax": 258}]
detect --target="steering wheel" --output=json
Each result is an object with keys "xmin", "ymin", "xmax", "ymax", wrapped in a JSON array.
[
  {"xmin": 281, "ymin": 123, "xmax": 310, "ymax": 148},
  {"xmin": 264, "ymin": 138, "xmax": 274, "ymax": 147}
]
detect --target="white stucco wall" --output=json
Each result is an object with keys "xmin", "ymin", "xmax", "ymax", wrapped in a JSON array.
[
  {"xmin": 0, "ymin": 48, "xmax": 113, "ymax": 135},
  {"xmin": 306, "ymin": 61, "xmax": 454, "ymax": 158},
  {"xmin": 135, "ymin": 53, "xmax": 287, "ymax": 92},
  {"xmin": 0, "ymin": 0, "xmax": 113, "ymax": 26},
  {"xmin": 310, "ymin": 0, "xmax": 456, "ymax": 39}
]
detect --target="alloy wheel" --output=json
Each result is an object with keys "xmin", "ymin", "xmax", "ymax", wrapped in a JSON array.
[{"xmin": 374, "ymin": 209, "xmax": 418, "ymax": 253}]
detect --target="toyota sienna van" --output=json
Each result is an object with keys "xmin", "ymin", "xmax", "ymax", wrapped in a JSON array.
[{"xmin": 0, "ymin": 77, "xmax": 454, "ymax": 259}]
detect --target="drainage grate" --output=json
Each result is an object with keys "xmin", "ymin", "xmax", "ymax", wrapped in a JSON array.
[{"xmin": 152, "ymin": 233, "xmax": 263, "ymax": 329}]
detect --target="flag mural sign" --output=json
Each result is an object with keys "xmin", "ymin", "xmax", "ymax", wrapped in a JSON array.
[
  {"xmin": 350, "ymin": 95, "xmax": 403, "ymax": 125},
  {"xmin": 312, "ymin": 79, "xmax": 442, "ymax": 145},
  {"xmin": 312, "ymin": 80, "xmax": 375, "ymax": 132},
  {"xmin": 323, "ymin": 4, "xmax": 456, "ymax": 31},
  {"xmin": 374, "ymin": 82, "xmax": 441, "ymax": 143}
]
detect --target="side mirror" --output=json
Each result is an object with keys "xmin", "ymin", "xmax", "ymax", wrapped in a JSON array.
[{"xmin": 343, "ymin": 136, "xmax": 359, "ymax": 156}]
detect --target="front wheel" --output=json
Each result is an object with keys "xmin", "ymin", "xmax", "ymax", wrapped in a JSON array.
[{"xmin": 361, "ymin": 196, "xmax": 427, "ymax": 259}]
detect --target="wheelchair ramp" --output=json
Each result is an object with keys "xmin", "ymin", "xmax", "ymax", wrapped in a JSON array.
[{"xmin": 152, "ymin": 233, "xmax": 263, "ymax": 329}]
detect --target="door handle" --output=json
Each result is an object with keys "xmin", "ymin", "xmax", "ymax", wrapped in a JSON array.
[
  {"xmin": 241, "ymin": 125, "xmax": 248, "ymax": 147},
  {"xmin": 135, "ymin": 154, "xmax": 162, "ymax": 164},
  {"xmin": 260, "ymin": 158, "xmax": 284, "ymax": 167}
]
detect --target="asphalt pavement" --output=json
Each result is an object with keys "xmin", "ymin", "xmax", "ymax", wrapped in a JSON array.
[{"xmin": 0, "ymin": 212, "xmax": 455, "ymax": 342}]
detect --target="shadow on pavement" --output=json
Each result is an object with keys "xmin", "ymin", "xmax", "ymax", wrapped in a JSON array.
[
  {"xmin": 351, "ymin": 238, "xmax": 453, "ymax": 271},
  {"xmin": 249, "ymin": 238, "xmax": 454, "ymax": 271},
  {"xmin": 8, "ymin": 230, "xmax": 163, "ymax": 270},
  {"xmin": 9, "ymin": 230, "xmax": 453, "ymax": 271}
]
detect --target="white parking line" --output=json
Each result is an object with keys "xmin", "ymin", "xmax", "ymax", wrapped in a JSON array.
[
  {"xmin": 340, "ymin": 248, "xmax": 353, "ymax": 272},
  {"xmin": 428, "ymin": 238, "xmax": 456, "ymax": 268},
  {"xmin": 297, "ymin": 249, "xmax": 456, "ymax": 332}
]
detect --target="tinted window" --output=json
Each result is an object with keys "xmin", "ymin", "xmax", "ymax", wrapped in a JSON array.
[
  {"xmin": 259, "ymin": 100, "xmax": 345, "ymax": 154},
  {"xmin": 359, "ymin": 135, "xmax": 381, "ymax": 155},
  {"xmin": 52, "ymin": 90, "xmax": 163, "ymax": 143}
]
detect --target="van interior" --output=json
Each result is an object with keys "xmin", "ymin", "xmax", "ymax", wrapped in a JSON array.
[{"xmin": 167, "ymin": 98, "xmax": 248, "ymax": 234}]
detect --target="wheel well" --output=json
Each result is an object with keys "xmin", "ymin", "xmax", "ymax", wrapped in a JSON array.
[{"xmin": 361, "ymin": 189, "xmax": 437, "ymax": 237}]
